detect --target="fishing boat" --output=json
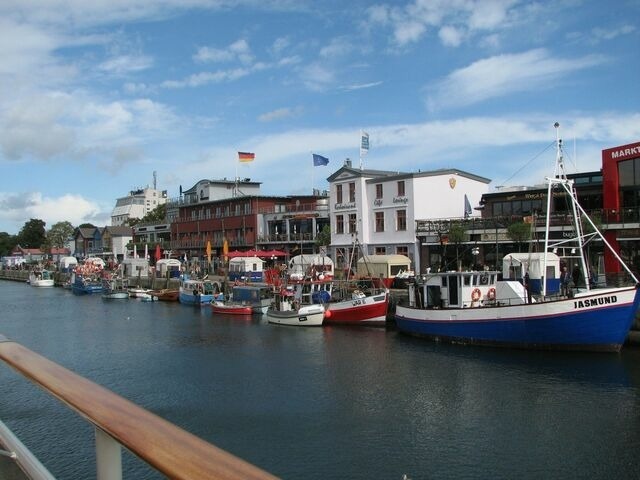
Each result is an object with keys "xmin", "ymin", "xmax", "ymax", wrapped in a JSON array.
[
  {"xmin": 101, "ymin": 277, "xmax": 130, "ymax": 299},
  {"xmin": 28, "ymin": 268, "xmax": 55, "ymax": 287},
  {"xmin": 266, "ymin": 284, "xmax": 325, "ymax": 326},
  {"xmin": 322, "ymin": 279, "xmax": 390, "ymax": 326},
  {"xmin": 395, "ymin": 124, "xmax": 640, "ymax": 352},
  {"xmin": 71, "ymin": 272, "xmax": 103, "ymax": 295},
  {"xmin": 229, "ymin": 284, "xmax": 274, "ymax": 314},
  {"xmin": 210, "ymin": 301, "xmax": 253, "ymax": 315},
  {"xmin": 147, "ymin": 288, "xmax": 180, "ymax": 302},
  {"xmin": 178, "ymin": 276, "xmax": 221, "ymax": 305}
]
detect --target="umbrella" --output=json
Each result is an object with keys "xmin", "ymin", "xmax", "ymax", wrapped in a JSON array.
[
  {"xmin": 223, "ymin": 239, "xmax": 229, "ymax": 262},
  {"xmin": 206, "ymin": 240, "xmax": 212, "ymax": 265},
  {"xmin": 155, "ymin": 244, "xmax": 162, "ymax": 262},
  {"xmin": 261, "ymin": 249, "xmax": 287, "ymax": 258}
]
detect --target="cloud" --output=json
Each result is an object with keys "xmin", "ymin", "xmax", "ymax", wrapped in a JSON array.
[
  {"xmin": 366, "ymin": 0, "xmax": 518, "ymax": 47},
  {"xmin": 426, "ymin": 49, "xmax": 607, "ymax": 110},
  {"xmin": 98, "ymin": 54, "xmax": 154, "ymax": 75},
  {"xmin": 258, "ymin": 107, "xmax": 303, "ymax": 122},
  {"xmin": 194, "ymin": 39, "xmax": 254, "ymax": 65},
  {"xmin": 340, "ymin": 81, "xmax": 383, "ymax": 91},
  {"xmin": 0, "ymin": 192, "xmax": 106, "ymax": 230}
]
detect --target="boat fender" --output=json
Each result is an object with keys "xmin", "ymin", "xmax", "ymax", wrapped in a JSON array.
[
  {"xmin": 487, "ymin": 287, "xmax": 496, "ymax": 301},
  {"xmin": 471, "ymin": 288, "xmax": 481, "ymax": 302}
]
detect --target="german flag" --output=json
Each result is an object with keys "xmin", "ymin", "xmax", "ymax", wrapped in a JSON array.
[{"xmin": 238, "ymin": 152, "xmax": 255, "ymax": 162}]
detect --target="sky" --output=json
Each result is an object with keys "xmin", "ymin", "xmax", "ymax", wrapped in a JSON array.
[{"xmin": 1, "ymin": 0, "xmax": 639, "ymax": 235}]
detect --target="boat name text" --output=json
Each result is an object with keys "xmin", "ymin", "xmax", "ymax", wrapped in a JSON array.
[{"xmin": 574, "ymin": 296, "xmax": 617, "ymax": 309}]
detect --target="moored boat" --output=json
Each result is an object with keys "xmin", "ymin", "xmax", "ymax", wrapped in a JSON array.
[
  {"xmin": 211, "ymin": 301, "xmax": 253, "ymax": 315},
  {"xmin": 266, "ymin": 285, "xmax": 325, "ymax": 326},
  {"xmin": 148, "ymin": 288, "xmax": 180, "ymax": 302},
  {"xmin": 101, "ymin": 276, "xmax": 129, "ymax": 299},
  {"xmin": 394, "ymin": 124, "xmax": 640, "ymax": 352},
  {"xmin": 29, "ymin": 269, "xmax": 55, "ymax": 287},
  {"xmin": 178, "ymin": 276, "xmax": 221, "ymax": 305},
  {"xmin": 322, "ymin": 279, "xmax": 390, "ymax": 326}
]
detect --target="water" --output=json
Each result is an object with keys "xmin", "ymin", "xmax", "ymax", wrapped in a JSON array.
[{"xmin": 1, "ymin": 281, "xmax": 640, "ymax": 479}]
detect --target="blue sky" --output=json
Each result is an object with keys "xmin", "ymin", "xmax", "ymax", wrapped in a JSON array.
[{"xmin": 0, "ymin": 0, "xmax": 639, "ymax": 235}]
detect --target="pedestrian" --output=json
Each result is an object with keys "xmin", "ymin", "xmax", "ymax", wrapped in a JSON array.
[
  {"xmin": 560, "ymin": 266, "xmax": 571, "ymax": 296},
  {"xmin": 572, "ymin": 265, "xmax": 581, "ymax": 291}
]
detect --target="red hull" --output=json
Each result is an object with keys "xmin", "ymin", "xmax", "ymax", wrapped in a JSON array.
[
  {"xmin": 324, "ymin": 293, "xmax": 389, "ymax": 325},
  {"xmin": 211, "ymin": 304, "xmax": 252, "ymax": 315}
]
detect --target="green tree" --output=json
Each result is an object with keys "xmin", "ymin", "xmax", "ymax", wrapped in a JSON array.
[
  {"xmin": 507, "ymin": 221, "xmax": 531, "ymax": 252},
  {"xmin": 16, "ymin": 219, "xmax": 47, "ymax": 249},
  {"xmin": 78, "ymin": 223, "xmax": 96, "ymax": 229},
  {"xmin": 46, "ymin": 221, "xmax": 75, "ymax": 249},
  {"xmin": 315, "ymin": 225, "xmax": 331, "ymax": 249},
  {"xmin": 448, "ymin": 223, "xmax": 467, "ymax": 269},
  {"xmin": 0, "ymin": 232, "xmax": 17, "ymax": 257}
]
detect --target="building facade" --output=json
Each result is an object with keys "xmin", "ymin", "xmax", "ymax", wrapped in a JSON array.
[
  {"xmin": 327, "ymin": 160, "xmax": 490, "ymax": 275},
  {"xmin": 111, "ymin": 185, "xmax": 168, "ymax": 226}
]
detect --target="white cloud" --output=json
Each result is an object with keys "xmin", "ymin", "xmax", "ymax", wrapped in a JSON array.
[
  {"xmin": 426, "ymin": 49, "xmax": 607, "ymax": 110},
  {"xmin": 258, "ymin": 107, "xmax": 303, "ymax": 122},
  {"xmin": 0, "ymin": 192, "xmax": 106, "ymax": 231},
  {"xmin": 194, "ymin": 39, "xmax": 254, "ymax": 65},
  {"xmin": 98, "ymin": 54, "xmax": 153, "ymax": 75}
]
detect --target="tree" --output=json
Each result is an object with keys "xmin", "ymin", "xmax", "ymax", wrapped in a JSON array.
[
  {"xmin": 16, "ymin": 219, "xmax": 47, "ymax": 249},
  {"xmin": 315, "ymin": 225, "xmax": 331, "ymax": 249},
  {"xmin": 448, "ymin": 223, "xmax": 467, "ymax": 269},
  {"xmin": 507, "ymin": 221, "xmax": 531, "ymax": 252},
  {"xmin": 0, "ymin": 232, "xmax": 17, "ymax": 257},
  {"xmin": 46, "ymin": 221, "xmax": 75, "ymax": 249},
  {"xmin": 78, "ymin": 223, "xmax": 96, "ymax": 229}
]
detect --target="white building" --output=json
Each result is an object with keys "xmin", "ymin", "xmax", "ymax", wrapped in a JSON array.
[
  {"xmin": 111, "ymin": 174, "xmax": 168, "ymax": 226},
  {"xmin": 327, "ymin": 160, "xmax": 490, "ymax": 275}
]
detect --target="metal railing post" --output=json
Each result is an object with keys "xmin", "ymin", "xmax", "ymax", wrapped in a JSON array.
[{"xmin": 96, "ymin": 428, "xmax": 122, "ymax": 480}]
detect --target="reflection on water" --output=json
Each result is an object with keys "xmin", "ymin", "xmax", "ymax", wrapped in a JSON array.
[{"xmin": 1, "ymin": 282, "xmax": 639, "ymax": 479}]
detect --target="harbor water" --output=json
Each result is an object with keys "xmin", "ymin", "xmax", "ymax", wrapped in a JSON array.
[{"xmin": 1, "ymin": 281, "xmax": 640, "ymax": 479}]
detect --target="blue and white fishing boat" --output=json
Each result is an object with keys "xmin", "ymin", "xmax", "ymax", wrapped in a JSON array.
[
  {"xmin": 71, "ymin": 272, "xmax": 103, "ymax": 295},
  {"xmin": 178, "ymin": 276, "xmax": 221, "ymax": 305},
  {"xmin": 395, "ymin": 124, "xmax": 640, "ymax": 352}
]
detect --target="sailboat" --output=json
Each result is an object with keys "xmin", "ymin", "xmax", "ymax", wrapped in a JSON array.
[{"xmin": 395, "ymin": 123, "xmax": 640, "ymax": 352}]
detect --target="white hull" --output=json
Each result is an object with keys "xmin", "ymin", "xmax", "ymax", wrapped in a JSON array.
[
  {"xmin": 266, "ymin": 304, "xmax": 325, "ymax": 326},
  {"xmin": 30, "ymin": 279, "xmax": 55, "ymax": 287}
]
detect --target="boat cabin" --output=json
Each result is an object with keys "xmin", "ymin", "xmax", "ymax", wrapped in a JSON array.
[
  {"xmin": 502, "ymin": 252, "xmax": 560, "ymax": 294},
  {"xmin": 288, "ymin": 254, "xmax": 333, "ymax": 281}
]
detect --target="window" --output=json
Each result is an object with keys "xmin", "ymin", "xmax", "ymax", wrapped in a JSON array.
[
  {"xmin": 396, "ymin": 246, "xmax": 408, "ymax": 256},
  {"xmin": 349, "ymin": 214, "xmax": 357, "ymax": 233},
  {"xmin": 349, "ymin": 182, "xmax": 356, "ymax": 202},
  {"xmin": 375, "ymin": 212, "xmax": 384, "ymax": 232},
  {"xmin": 375, "ymin": 247, "xmax": 386, "ymax": 255},
  {"xmin": 397, "ymin": 180, "xmax": 405, "ymax": 197},
  {"xmin": 376, "ymin": 184, "xmax": 383, "ymax": 199},
  {"xmin": 396, "ymin": 209, "xmax": 407, "ymax": 231},
  {"xmin": 336, "ymin": 215, "xmax": 344, "ymax": 234},
  {"xmin": 336, "ymin": 185, "xmax": 343, "ymax": 204}
]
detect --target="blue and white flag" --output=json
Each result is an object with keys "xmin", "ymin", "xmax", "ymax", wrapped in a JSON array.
[
  {"xmin": 312, "ymin": 154, "xmax": 329, "ymax": 166},
  {"xmin": 360, "ymin": 132, "xmax": 369, "ymax": 156},
  {"xmin": 464, "ymin": 194, "xmax": 472, "ymax": 218}
]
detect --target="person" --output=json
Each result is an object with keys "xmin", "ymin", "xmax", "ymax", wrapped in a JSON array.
[
  {"xmin": 560, "ymin": 266, "xmax": 571, "ymax": 296},
  {"xmin": 572, "ymin": 265, "xmax": 582, "ymax": 291}
]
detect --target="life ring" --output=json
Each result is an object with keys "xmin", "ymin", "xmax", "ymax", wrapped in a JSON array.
[
  {"xmin": 487, "ymin": 287, "xmax": 496, "ymax": 301},
  {"xmin": 471, "ymin": 288, "xmax": 481, "ymax": 302}
]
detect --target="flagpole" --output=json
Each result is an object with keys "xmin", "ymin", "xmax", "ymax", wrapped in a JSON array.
[
  {"xmin": 311, "ymin": 151, "xmax": 314, "ymax": 194},
  {"xmin": 359, "ymin": 130, "xmax": 363, "ymax": 170}
]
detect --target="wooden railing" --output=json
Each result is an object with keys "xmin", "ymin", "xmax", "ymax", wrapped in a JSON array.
[{"xmin": 0, "ymin": 335, "xmax": 278, "ymax": 480}]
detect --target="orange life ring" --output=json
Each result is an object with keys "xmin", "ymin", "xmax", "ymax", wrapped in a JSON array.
[
  {"xmin": 487, "ymin": 287, "xmax": 496, "ymax": 301},
  {"xmin": 471, "ymin": 288, "xmax": 481, "ymax": 302}
]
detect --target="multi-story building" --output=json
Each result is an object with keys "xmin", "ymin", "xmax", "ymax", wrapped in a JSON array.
[
  {"xmin": 111, "ymin": 172, "xmax": 168, "ymax": 226},
  {"xmin": 327, "ymin": 159, "xmax": 491, "ymax": 274},
  {"xmin": 166, "ymin": 177, "xmax": 329, "ymax": 270}
]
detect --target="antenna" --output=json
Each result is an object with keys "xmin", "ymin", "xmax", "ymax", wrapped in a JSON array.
[{"xmin": 153, "ymin": 171, "xmax": 157, "ymax": 190}]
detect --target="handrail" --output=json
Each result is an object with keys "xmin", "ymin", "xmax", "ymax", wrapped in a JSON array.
[{"xmin": 0, "ymin": 335, "xmax": 278, "ymax": 480}]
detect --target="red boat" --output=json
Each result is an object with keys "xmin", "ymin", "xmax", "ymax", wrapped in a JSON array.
[
  {"xmin": 323, "ymin": 288, "xmax": 390, "ymax": 326},
  {"xmin": 210, "ymin": 301, "xmax": 253, "ymax": 315}
]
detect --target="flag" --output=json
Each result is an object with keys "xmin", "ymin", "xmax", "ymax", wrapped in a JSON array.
[
  {"xmin": 238, "ymin": 151, "xmax": 255, "ymax": 162},
  {"xmin": 360, "ymin": 132, "xmax": 369, "ymax": 156},
  {"xmin": 312, "ymin": 154, "xmax": 329, "ymax": 166},
  {"xmin": 464, "ymin": 194, "xmax": 472, "ymax": 218}
]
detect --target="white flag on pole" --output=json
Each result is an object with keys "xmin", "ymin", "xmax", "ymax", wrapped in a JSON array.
[{"xmin": 360, "ymin": 131, "xmax": 369, "ymax": 156}]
